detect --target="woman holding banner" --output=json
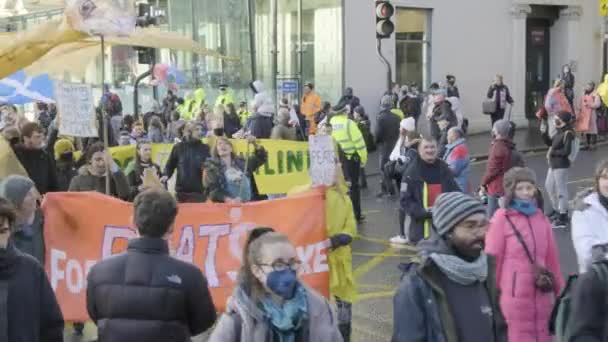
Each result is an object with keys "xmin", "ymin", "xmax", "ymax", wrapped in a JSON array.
[
  {"xmin": 203, "ymin": 137, "xmax": 267, "ymax": 203},
  {"xmin": 125, "ymin": 139, "xmax": 163, "ymax": 200},
  {"xmin": 209, "ymin": 228, "xmax": 343, "ymax": 342}
]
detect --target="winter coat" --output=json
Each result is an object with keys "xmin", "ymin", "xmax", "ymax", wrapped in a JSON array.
[
  {"xmin": 400, "ymin": 156, "xmax": 460, "ymax": 242},
  {"xmin": 545, "ymin": 88, "xmax": 573, "ymax": 116},
  {"xmin": 125, "ymin": 160, "xmax": 163, "ymax": 200},
  {"xmin": 164, "ymin": 139, "xmax": 211, "ymax": 196},
  {"xmin": 208, "ymin": 285, "xmax": 343, "ymax": 342},
  {"xmin": 12, "ymin": 209, "xmax": 45, "ymax": 264},
  {"xmin": 224, "ymin": 112, "xmax": 242, "ymax": 138},
  {"xmin": 571, "ymin": 191, "xmax": 608, "ymax": 273},
  {"xmin": 69, "ymin": 166, "xmax": 131, "ymax": 200},
  {"xmin": 542, "ymin": 126, "xmax": 575, "ymax": 169},
  {"xmin": 0, "ymin": 242, "xmax": 64, "ymax": 342},
  {"xmin": 447, "ymin": 85, "xmax": 460, "ymax": 98},
  {"xmin": 55, "ymin": 160, "xmax": 77, "ymax": 191},
  {"xmin": 567, "ymin": 259, "xmax": 608, "ymax": 341},
  {"xmin": 250, "ymin": 80, "xmax": 275, "ymax": 115},
  {"xmin": 393, "ymin": 238, "xmax": 507, "ymax": 342},
  {"xmin": 270, "ymin": 124, "xmax": 297, "ymax": 141},
  {"xmin": 203, "ymin": 147, "xmax": 267, "ymax": 203},
  {"xmin": 487, "ymin": 85, "xmax": 514, "ymax": 112},
  {"xmin": 442, "ymin": 138, "xmax": 471, "ymax": 192},
  {"xmin": 249, "ymin": 114, "xmax": 274, "ymax": 139},
  {"xmin": 12, "ymin": 144, "xmax": 58, "ymax": 194},
  {"xmin": 485, "ymin": 208, "xmax": 564, "ymax": 342},
  {"xmin": 375, "ymin": 109, "xmax": 401, "ymax": 160},
  {"xmin": 576, "ymin": 93, "xmax": 601, "ymax": 134},
  {"xmin": 481, "ymin": 138, "xmax": 514, "ymax": 196},
  {"xmin": 86, "ymin": 237, "xmax": 217, "ymax": 342}
]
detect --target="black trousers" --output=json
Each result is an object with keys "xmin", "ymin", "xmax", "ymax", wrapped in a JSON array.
[
  {"xmin": 176, "ymin": 192, "xmax": 206, "ymax": 203},
  {"xmin": 343, "ymin": 157, "xmax": 362, "ymax": 220},
  {"xmin": 491, "ymin": 109, "xmax": 505, "ymax": 127}
]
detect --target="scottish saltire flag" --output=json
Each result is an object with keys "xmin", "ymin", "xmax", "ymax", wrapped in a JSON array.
[{"xmin": 0, "ymin": 71, "xmax": 55, "ymax": 105}]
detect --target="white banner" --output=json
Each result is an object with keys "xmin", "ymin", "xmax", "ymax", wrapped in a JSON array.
[
  {"xmin": 309, "ymin": 135, "xmax": 336, "ymax": 186},
  {"xmin": 55, "ymin": 81, "xmax": 98, "ymax": 138}
]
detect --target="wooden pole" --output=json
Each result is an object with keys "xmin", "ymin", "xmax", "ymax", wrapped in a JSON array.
[{"xmin": 101, "ymin": 35, "xmax": 110, "ymax": 195}]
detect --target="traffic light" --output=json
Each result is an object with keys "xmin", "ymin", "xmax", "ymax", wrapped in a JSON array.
[{"xmin": 375, "ymin": 1, "xmax": 395, "ymax": 39}]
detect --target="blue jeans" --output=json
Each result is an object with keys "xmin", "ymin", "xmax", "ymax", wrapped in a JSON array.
[{"xmin": 487, "ymin": 195, "xmax": 500, "ymax": 219}]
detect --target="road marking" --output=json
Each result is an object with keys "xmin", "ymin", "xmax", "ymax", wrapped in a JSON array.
[
  {"xmin": 362, "ymin": 209, "xmax": 381, "ymax": 215},
  {"xmin": 353, "ymin": 251, "xmax": 413, "ymax": 257},
  {"xmin": 353, "ymin": 247, "xmax": 395, "ymax": 279},
  {"xmin": 357, "ymin": 290, "xmax": 396, "ymax": 300},
  {"xmin": 355, "ymin": 234, "xmax": 418, "ymax": 252},
  {"xmin": 352, "ymin": 324, "xmax": 393, "ymax": 341}
]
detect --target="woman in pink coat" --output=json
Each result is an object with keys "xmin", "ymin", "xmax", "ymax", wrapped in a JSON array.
[
  {"xmin": 485, "ymin": 167, "xmax": 564, "ymax": 342},
  {"xmin": 576, "ymin": 82, "xmax": 601, "ymax": 150}
]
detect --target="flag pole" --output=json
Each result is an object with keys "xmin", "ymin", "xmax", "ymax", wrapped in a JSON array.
[{"xmin": 101, "ymin": 35, "xmax": 110, "ymax": 195}]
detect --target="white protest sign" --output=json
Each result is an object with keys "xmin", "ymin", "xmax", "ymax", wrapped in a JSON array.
[
  {"xmin": 309, "ymin": 135, "xmax": 336, "ymax": 186},
  {"xmin": 55, "ymin": 81, "xmax": 98, "ymax": 137}
]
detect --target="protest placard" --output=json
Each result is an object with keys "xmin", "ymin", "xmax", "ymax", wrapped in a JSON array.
[
  {"xmin": 309, "ymin": 135, "xmax": 336, "ymax": 186},
  {"xmin": 55, "ymin": 81, "xmax": 98, "ymax": 137}
]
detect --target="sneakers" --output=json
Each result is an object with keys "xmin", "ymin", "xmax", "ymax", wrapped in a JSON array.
[
  {"xmin": 552, "ymin": 213, "xmax": 569, "ymax": 229},
  {"xmin": 390, "ymin": 235, "xmax": 409, "ymax": 245}
]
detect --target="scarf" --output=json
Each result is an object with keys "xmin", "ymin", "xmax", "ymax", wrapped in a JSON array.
[
  {"xmin": 510, "ymin": 199, "xmax": 538, "ymax": 216},
  {"xmin": 261, "ymin": 284, "xmax": 309, "ymax": 342},
  {"xmin": 599, "ymin": 193, "xmax": 608, "ymax": 212},
  {"xmin": 429, "ymin": 252, "xmax": 488, "ymax": 285}
]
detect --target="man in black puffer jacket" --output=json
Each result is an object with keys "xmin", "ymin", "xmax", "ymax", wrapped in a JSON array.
[
  {"xmin": 163, "ymin": 121, "xmax": 211, "ymax": 203},
  {"xmin": 86, "ymin": 190, "xmax": 216, "ymax": 342}
]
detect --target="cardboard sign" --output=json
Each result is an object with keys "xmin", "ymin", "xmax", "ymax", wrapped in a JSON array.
[
  {"xmin": 55, "ymin": 81, "xmax": 98, "ymax": 137},
  {"xmin": 309, "ymin": 135, "xmax": 336, "ymax": 186}
]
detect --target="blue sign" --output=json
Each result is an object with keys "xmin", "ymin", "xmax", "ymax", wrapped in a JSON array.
[{"xmin": 281, "ymin": 81, "xmax": 299, "ymax": 94}]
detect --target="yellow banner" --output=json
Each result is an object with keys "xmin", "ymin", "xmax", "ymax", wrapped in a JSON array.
[{"xmin": 104, "ymin": 139, "xmax": 311, "ymax": 195}]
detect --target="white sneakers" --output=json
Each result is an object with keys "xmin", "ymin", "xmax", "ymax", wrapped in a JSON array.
[{"xmin": 390, "ymin": 235, "xmax": 409, "ymax": 245}]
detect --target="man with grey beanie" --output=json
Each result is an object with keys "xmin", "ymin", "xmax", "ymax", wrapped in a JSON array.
[
  {"xmin": 393, "ymin": 192, "xmax": 507, "ymax": 342},
  {"xmin": 481, "ymin": 119, "xmax": 517, "ymax": 219},
  {"xmin": 0, "ymin": 175, "xmax": 45, "ymax": 264},
  {"xmin": 375, "ymin": 94, "xmax": 401, "ymax": 197}
]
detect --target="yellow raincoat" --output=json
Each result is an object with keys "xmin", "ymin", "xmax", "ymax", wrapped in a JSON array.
[
  {"xmin": 597, "ymin": 74, "xmax": 608, "ymax": 106},
  {"xmin": 288, "ymin": 168, "xmax": 357, "ymax": 303}
]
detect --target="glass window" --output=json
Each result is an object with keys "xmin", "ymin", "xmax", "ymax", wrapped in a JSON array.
[{"xmin": 395, "ymin": 8, "xmax": 431, "ymax": 89}]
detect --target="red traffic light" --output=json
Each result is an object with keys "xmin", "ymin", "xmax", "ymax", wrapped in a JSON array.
[{"xmin": 375, "ymin": 1, "xmax": 395, "ymax": 39}]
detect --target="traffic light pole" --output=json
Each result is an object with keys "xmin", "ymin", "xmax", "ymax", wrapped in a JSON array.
[{"xmin": 376, "ymin": 38, "xmax": 392, "ymax": 93}]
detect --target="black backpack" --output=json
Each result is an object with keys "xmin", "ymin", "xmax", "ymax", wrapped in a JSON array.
[{"xmin": 510, "ymin": 148, "xmax": 525, "ymax": 168}]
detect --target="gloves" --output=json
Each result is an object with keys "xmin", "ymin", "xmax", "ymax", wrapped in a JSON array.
[{"xmin": 330, "ymin": 234, "xmax": 353, "ymax": 249}]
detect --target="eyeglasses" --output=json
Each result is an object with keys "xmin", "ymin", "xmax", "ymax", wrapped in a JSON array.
[{"xmin": 257, "ymin": 259, "xmax": 302, "ymax": 272}]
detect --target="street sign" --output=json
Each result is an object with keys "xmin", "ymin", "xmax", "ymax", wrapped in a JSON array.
[
  {"xmin": 281, "ymin": 80, "xmax": 299, "ymax": 94},
  {"xmin": 602, "ymin": 0, "xmax": 608, "ymax": 17}
]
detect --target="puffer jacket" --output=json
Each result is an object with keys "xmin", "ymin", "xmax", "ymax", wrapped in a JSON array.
[
  {"xmin": 164, "ymin": 139, "xmax": 211, "ymax": 195},
  {"xmin": 481, "ymin": 138, "xmax": 514, "ymax": 196},
  {"xmin": 542, "ymin": 125, "xmax": 575, "ymax": 169},
  {"xmin": 68, "ymin": 166, "xmax": 130, "ymax": 200},
  {"xmin": 571, "ymin": 190, "xmax": 608, "ymax": 273},
  {"xmin": 485, "ymin": 208, "xmax": 564, "ymax": 342},
  {"xmin": 209, "ymin": 285, "xmax": 343, "ymax": 342},
  {"xmin": 393, "ymin": 238, "xmax": 507, "ymax": 342},
  {"xmin": 86, "ymin": 237, "xmax": 216, "ymax": 342}
]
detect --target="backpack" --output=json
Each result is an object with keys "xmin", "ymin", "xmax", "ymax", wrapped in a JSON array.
[
  {"xmin": 565, "ymin": 131, "xmax": 580, "ymax": 163},
  {"xmin": 549, "ymin": 263, "xmax": 608, "ymax": 341},
  {"xmin": 510, "ymin": 148, "xmax": 526, "ymax": 168}
]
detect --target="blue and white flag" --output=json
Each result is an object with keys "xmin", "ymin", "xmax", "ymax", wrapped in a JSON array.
[{"xmin": 0, "ymin": 71, "xmax": 55, "ymax": 105}]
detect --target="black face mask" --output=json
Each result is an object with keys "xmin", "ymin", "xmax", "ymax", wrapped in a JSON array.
[
  {"xmin": 8, "ymin": 137, "xmax": 19, "ymax": 146},
  {"xmin": 213, "ymin": 128, "xmax": 225, "ymax": 136},
  {"xmin": 59, "ymin": 152, "xmax": 74, "ymax": 163}
]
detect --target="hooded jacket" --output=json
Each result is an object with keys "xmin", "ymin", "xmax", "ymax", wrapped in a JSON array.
[
  {"xmin": 481, "ymin": 138, "xmax": 514, "ymax": 196},
  {"xmin": 375, "ymin": 109, "xmax": 401, "ymax": 159},
  {"xmin": 571, "ymin": 190, "xmax": 608, "ymax": 273},
  {"xmin": 250, "ymin": 80, "xmax": 275, "ymax": 115},
  {"xmin": 442, "ymin": 138, "xmax": 470, "ymax": 193},
  {"xmin": 0, "ymin": 242, "xmax": 64, "ymax": 342},
  {"xmin": 164, "ymin": 139, "xmax": 211, "ymax": 195},
  {"xmin": 86, "ymin": 237, "xmax": 216, "ymax": 342},
  {"xmin": 485, "ymin": 208, "xmax": 564, "ymax": 342},
  {"xmin": 393, "ymin": 237, "xmax": 507, "ymax": 342},
  {"xmin": 68, "ymin": 166, "xmax": 130, "ymax": 200},
  {"xmin": 542, "ymin": 124, "xmax": 575, "ymax": 169},
  {"xmin": 208, "ymin": 285, "xmax": 343, "ymax": 342}
]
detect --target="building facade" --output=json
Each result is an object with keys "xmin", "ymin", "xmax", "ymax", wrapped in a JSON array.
[{"xmin": 346, "ymin": 0, "xmax": 604, "ymax": 132}]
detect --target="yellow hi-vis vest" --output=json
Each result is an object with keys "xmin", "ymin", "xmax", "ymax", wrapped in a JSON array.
[
  {"xmin": 391, "ymin": 108, "xmax": 404, "ymax": 119},
  {"xmin": 330, "ymin": 114, "xmax": 368, "ymax": 165}
]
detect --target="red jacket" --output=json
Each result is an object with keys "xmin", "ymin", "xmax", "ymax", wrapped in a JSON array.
[{"xmin": 481, "ymin": 138, "xmax": 513, "ymax": 195}]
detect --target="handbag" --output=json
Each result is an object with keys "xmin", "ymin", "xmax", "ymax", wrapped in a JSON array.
[
  {"xmin": 482, "ymin": 99, "xmax": 496, "ymax": 115},
  {"xmin": 505, "ymin": 216, "xmax": 555, "ymax": 293}
]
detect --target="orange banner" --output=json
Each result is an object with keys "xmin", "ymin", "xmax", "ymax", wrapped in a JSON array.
[{"xmin": 41, "ymin": 190, "xmax": 329, "ymax": 322}]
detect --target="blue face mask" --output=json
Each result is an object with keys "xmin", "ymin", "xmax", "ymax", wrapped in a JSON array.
[
  {"xmin": 266, "ymin": 269, "xmax": 298, "ymax": 300},
  {"xmin": 510, "ymin": 199, "xmax": 537, "ymax": 216}
]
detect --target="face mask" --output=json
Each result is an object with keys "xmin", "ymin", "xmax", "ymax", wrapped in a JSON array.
[
  {"xmin": 266, "ymin": 269, "xmax": 298, "ymax": 300},
  {"xmin": 213, "ymin": 128, "xmax": 225, "ymax": 136},
  {"xmin": 510, "ymin": 199, "xmax": 537, "ymax": 216}
]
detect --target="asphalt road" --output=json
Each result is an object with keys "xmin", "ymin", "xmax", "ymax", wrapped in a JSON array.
[
  {"xmin": 349, "ymin": 144, "xmax": 606, "ymax": 342},
  {"xmin": 64, "ymin": 143, "xmax": 605, "ymax": 342}
]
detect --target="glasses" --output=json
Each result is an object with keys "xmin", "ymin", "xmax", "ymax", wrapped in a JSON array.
[{"xmin": 257, "ymin": 259, "xmax": 302, "ymax": 272}]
